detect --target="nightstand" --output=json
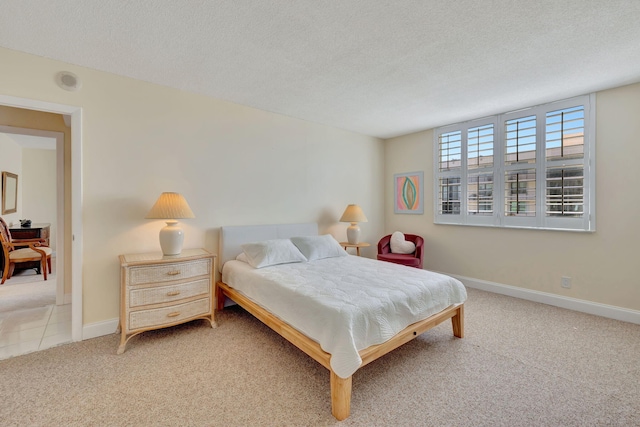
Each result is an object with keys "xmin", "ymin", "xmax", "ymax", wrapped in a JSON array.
[
  {"xmin": 117, "ymin": 248, "xmax": 216, "ymax": 354},
  {"xmin": 340, "ymin": 242, "xmax": 370, "ymax": 256}
]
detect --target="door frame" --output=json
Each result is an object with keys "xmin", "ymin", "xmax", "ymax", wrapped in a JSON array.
[
  {"xmin": 0, "ymin": 94, "xmax": 83, "ymax": 342},
  {"xmin": 0, "ymin": 125, "xmax": 65, "ymax": 305}
]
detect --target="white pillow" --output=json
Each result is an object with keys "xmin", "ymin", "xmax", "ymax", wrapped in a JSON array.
[
  {"xmin": 290, "ymin": 234, "xmax": 348, "ymax": 261},
  {"xmin": 390, "ymin": 231, "xmax": 416, "ymax": 254},
  {"xmin": 241, "ymin": 239, "xmax": 308, "ymax": 268},
  {"xmin": 235, "ymin": 252, "xmax": 249, "ymax": 263}
]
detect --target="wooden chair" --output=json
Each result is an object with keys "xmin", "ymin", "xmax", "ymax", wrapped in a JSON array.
[{"xmin": 0, "ymin": 217, "xmax": 52, "ymax": 284}]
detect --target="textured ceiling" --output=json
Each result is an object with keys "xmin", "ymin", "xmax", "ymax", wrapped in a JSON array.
[{"xmin": 1, "ymin": 1, "xmax": 640, "ymax": 139}]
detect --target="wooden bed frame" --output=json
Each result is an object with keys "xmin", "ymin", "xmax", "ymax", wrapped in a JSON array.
[{"xmin": 215, "ymin": 281, "xmax": 464, "ymax": 420}]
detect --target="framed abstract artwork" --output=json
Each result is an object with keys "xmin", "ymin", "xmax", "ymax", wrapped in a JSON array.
[{"xmin": 394, "ymin": 171, "xmax": 423, "ymax": 214}]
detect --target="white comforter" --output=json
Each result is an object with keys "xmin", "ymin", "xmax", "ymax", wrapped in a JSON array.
[{"xmin": 222, "ymin": 255, "xmax": 467, "ymax": 378}]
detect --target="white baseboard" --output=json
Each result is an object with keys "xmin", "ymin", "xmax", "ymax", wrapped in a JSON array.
[
  {"xmin": 449, "ymin": 273, "xmax": 640, "ymax": 325},
  {"xmin": 82, "ymin": 318, "xmax": 119, "ymax": 340}
]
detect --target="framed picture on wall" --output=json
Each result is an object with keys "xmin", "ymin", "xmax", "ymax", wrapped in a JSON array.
[
  {"xmin": 394, "ymin": 171, "xmax": 423, "ymax": 214},
  {"xmin": 2, "ymin": 171, "xmax": 18, "ymax": 215}
]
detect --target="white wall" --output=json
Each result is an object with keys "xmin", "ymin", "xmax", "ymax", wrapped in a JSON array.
[
  {"xmin": 0, "ymin": 47, "xmax": 384, "ymax": 325},
  {"xmin": 384, "ymin": 82, "xmax": 640, "ymax": 312},
  {"xmin": 22, "ymin": 147, "xmax": 57, "ymax": 248},
  {"xmin": 0, "ymin": 133, "xmax": 22, "ymax": 225},
  {"xmin": 0, "ymin": 139, "xmax": 56, "ymax": 244}
]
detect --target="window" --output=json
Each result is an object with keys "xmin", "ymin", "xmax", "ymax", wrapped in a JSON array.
[
  {"xmin": 438, "ymin": 177, "xmax": 461, "ymax": 215},
  {"xmin": 434, "ymin": 94, "xmax": 595, "ymax": 231}
]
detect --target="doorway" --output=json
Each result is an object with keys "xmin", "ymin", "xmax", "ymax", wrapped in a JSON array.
[
  {"xmin": 0, "ymin": 126, "xmax": 64, "ymax": 305},
  {"xmin": 0, "ymin": 94, "xmax": 82, "ymax": 346}
]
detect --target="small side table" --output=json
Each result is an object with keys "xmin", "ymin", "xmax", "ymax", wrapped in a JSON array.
[{"xmin": 340, "ymin": 242, "xmax": 370, "ymax": 256}]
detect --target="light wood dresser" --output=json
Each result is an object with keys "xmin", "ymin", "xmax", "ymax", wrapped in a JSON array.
[{"xmin": 117, "ymin": 248, "xmax": 216, "ymax": 354}]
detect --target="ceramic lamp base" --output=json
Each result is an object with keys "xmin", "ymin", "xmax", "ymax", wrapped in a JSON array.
[
  {"xmin": 159, "ymin": 220, "xmax": 184, "ymax": 256},
  {"xmin": 346, "ymin": 223, "xmax": 361, "ymax": 244}
]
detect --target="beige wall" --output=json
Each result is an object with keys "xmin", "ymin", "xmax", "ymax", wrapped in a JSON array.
[
  {"xmin": 0, "ymin": 47, "xmax": 384, "ymax": 325},
  {"xmin": 384, "ymin": 82, "xmax": 640, "ymax": 311}
]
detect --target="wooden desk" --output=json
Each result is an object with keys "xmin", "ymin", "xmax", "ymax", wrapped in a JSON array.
[
  {"xmin": 340, "ymin": 242, "xmax": 370, "ymax": 256},
  {"xmin": 10, "ymin": 223, "xmax": 50, "ymax": 245}
]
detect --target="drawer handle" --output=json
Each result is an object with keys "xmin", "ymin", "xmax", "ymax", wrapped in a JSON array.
[
  {"xmin": 167, "ymin": 271, "xmax": 181, "ymax": 276},
  {"xmin": 167, "ymin": 312, "xmax": 181, "ymax": 318},
  {"xmin": 166, "ymin": 291, "xmax": 181, "ymax": 297}
]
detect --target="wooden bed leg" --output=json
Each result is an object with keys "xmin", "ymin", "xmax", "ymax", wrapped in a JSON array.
[
  {"xmin": 215, "ymin": 284, "xmax": 225, "ymax": 311},
  {"xmin": 330, "ymin": 371, "xmax": 352, "ymax": 421},
  {"xmin": 452, "ymin": 304, "xmax": 464, "ymax": 338}
]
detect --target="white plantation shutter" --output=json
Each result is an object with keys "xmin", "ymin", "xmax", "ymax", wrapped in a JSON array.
[
  {"xmin": 546, "ymin": 166, "xmax": 584, "ymax": 217},
  {"xmin": 438, "ymin": 177, "xmax": 461, "ymax": 215},
  {"xmin": 436, "ymin": 130, "xmax": 462, "ymax": 218},
  {"xmin": 434, "ymin": 94, "xmax": 595, "ymax": 231},
  {"xmin": 504, "ymin": 169, "xmax": 536, "ymax": 217},
  {"xmin": 468, "ymin": 124, "xmax": 494, "ymax": 169},
  {"xmin": 545, "ymin": 106, "xmax": 584, "ymax": 161},
  {"xmin": 439, "ymin": 131, "xmax": 462, "ymax": 172},
  {"xmin": 467, "ymin": 172, "xmax": 493, "ymax": 216},
  {"xmin": 505, "ymin": 115, "xmax": 536, "ymax": 165},
  {"xmin": 435, "ymin": 118, "xmax": 498, "ymax": 225},
  {"xmin": 544, "ymin": 105, "xmax": 586, "ymax": 220}
]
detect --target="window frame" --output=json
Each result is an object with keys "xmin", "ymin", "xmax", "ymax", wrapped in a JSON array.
[{"xmin": 433, "ymin": 94, "xmax": 596, "ymax": 232}]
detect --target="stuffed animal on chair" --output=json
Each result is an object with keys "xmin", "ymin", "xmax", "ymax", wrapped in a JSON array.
[{"xmin": 376, "ymin": 231, "xmax": 424, "ymax": 269}]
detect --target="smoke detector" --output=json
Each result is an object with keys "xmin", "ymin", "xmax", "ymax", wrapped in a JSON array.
[{"xmin": 55, "ymin": 71, "xmax": 82, "ymax": 91}]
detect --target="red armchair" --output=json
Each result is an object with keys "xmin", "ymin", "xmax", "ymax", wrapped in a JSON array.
[{"xmin": 376, "ymin": 233, "xmax": 424, "ymax": 269}]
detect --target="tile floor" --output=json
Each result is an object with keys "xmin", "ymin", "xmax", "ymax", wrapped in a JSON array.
[{"xmin": 0, "ymin": 303, "xmax": 72, "ymax": 360}]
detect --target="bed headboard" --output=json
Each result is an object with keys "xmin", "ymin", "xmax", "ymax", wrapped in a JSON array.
[{"xmin": 218, "ymin": 222, "xmax": 318, "ymax": 271}]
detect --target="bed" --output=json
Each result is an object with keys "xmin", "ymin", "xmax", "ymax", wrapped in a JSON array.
[{"xmin": 215, "ymin": 223, "xmax": 466, "ymax": 420}]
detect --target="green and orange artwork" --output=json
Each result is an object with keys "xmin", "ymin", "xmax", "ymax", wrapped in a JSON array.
[{"xmin": 394, "ymin": 172, "xmax": 423, "ymax": 214}]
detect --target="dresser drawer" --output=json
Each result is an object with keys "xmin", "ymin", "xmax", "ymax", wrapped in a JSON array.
[
  {"xmin": 128, "ymin": 258, "xmax": 210, "ymax": 285},
  {"xmin": 129, "ymin": 298, "xmax": 210, "ymax": 330},
  {"xmin": 129, "ymin": 278, "xmax": 210, "ymax": 308}
]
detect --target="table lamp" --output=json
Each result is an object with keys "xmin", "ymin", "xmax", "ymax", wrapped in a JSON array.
[
  {"xmin": 340, "ymin": 204, "xmax": 368, "ymax": 244},
  {"xmin": 145, "ymin": 192, "xmax": 195, "ymax": 256}
]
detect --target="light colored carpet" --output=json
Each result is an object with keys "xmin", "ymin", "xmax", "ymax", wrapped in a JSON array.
[
  {"xmin": 0, "ymin": 287, "xmax": 638, "ymax": 426},
  {"xmin": 0, "ymin": 267, "xmax": 56, "ymax": 312}
]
